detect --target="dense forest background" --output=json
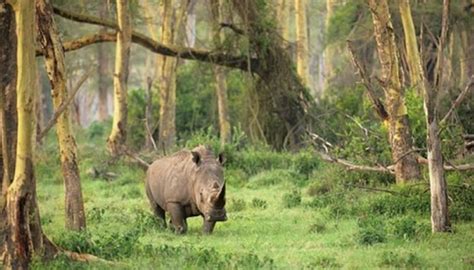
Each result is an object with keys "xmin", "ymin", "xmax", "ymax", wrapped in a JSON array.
[{"xmin": 0, "ymin": 0, "xmax": 473, "ymax": 268}]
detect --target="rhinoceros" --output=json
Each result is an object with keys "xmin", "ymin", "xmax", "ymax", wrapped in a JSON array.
[{"xmin": 145, "ymin": 145, "xmax": 227, "ymax": 234}]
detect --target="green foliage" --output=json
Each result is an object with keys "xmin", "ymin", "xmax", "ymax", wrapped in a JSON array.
[
  {"xmin": 251, "ymin": 198, "xmax": 268, "ymax": 209},
  {"xmin": 308, "ymin": 220, "xmax": 327, "ymax": 234},
  {"xmin": 248, "ymin": 169, "xmax": 305, "ymax": 188},
  {"xmin": 126, "ymin": 88, "xmax": 160, "ymax": 150},
  {"xmin": 366, "ymin": 187, "xmax": 430, "ymax": 217},
  {"xmin": 379, "ymin": 251, "xmax": 424, "ymax": 268},
  {"xmin": 447, "ymin": 172, "xmax": 474, "ymax": 221},
  {"xmin": 325, "ymin": 1, "xmax": 366, "ymax": 47},
  {"xmin": 228, "ymin": 198, "xmax": 246, "ymax": 212},
  {"xmin": 306, "ymin": 255, "xmax": 341, "ymax": 268},
  {"xmin": 282, "ymin": 189, "xmax": 302, "ymax": 208},
  {"xmin": 357, "ymin": 215, "xmax": 386, "ymax": 245},
  {"xmin": 387, "ymin": 216, "xmax": 430, "ymax": 241}
]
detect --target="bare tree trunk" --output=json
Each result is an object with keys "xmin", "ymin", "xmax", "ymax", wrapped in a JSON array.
[
  {"xmin": 186, "ymin": 0, "xmax": 197, "ymax": 48},
  {"xmin": 36, "ymin": 0, "xmax": 86, "ymax": 231},
  {"xmin": 367, "ymin": 0, "xmax": 421, "ymax": 183},
  {"xmin": 4, "ymin": 0, "xmax": 48, "ymax": 267},
  {"xmin": 211, "ymin": 0, "xmax": 231, "ymax": 146},
  {"xmin": 323, "ymin": 0, "xmax": 337, "ymax": 92},
  {"xmin": 107, "ymin": 0, "xmax": 131, "ymax": 156},
  {"xmin": 295, "ymin": 0, "xmax": 310, "ymax": 86},
  {"xmin": 276, "ymin": 0, "xmax": 290, "ymax": 41},
  {"xmin": 97, "ymin": 4, "xmax": 109, "ymax": 122},
  {"xmin": 157, "ymin": 0, "xmax": 188, "ymax": 152}
]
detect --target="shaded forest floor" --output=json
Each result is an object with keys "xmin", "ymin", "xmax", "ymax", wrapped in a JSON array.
[{"xmin": 31, "ymin": 125, "xmax": 473, "ymax": 269}]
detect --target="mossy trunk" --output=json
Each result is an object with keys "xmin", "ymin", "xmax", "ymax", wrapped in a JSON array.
[
  {"xmin": 157, "ymin": 0, "xmax": 188, "ymax": 152},
  {"xmin": 368, "ymin": 0, "xmax": 421, "ymax": 183},
  {"xmin": 232, "ymin": 0, "xmax": 311, "ymax": 149},
  {"xmin": 295, "ymin": 0, "xmax": 310, "ymax": 86},
  {"xmin": 107, "ymin": 0, "xmax": 131, "ymax": 156},
  {"xmin": 36, "ymin": 0, "xmax": 86, "ymax": 231}
]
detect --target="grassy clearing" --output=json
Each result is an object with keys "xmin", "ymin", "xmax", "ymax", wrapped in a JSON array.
[{"xmin": 31, "ymin": 131, "xmax": 474, "ymax": 269}]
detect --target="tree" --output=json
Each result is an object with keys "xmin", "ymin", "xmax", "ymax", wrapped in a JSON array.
[
  {"xmin": 36, "ymin": 0, "xmax": 86, "ymax": 231},
  {"xmin": 276, "ymin": 0, "xmax": 290, "ymax": 41},
  {"xmin": 323, "ymin": 0, "xmax": 337, "ymax": 92},
  {"xmin": 210, "ymin": 0, "xmax": 231, "ymax": 146},
  {"xmin": 367, "ymin": 0, "xmax": 421, "ymax": 183},
  {"xmin": 295, "ymin": 0, "xmax": 310, "ymax": 86},
  {"xmin": 107, "ymin": 0, "xmax": 131, "ymax": 156},
  {"xmin": 3, "ymin": 0, "xmax": 50, "ymax": 267},
  {"xmin": 97, "ymin": 4, "xmax": 110, "ymax": 122},
  {"xmin": 157, "ymin": 0, "xmax": 188, "ymax": 152}
]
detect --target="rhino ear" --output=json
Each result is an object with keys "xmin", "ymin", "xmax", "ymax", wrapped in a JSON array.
[
  {"xmin": 192, "ymin": 151, "xmax": 201, "ymax": 165},
  {"xmin": 217, "ymin": 153, "xmax": 225, "ymax": 165}
]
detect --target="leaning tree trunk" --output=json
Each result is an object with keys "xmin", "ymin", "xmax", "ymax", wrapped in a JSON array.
[
  {"xmin": 231, "ymin": 0, "xmax": 312, "ymax": 149},
  {"xmin": 157, "ymin": 0, "xmax": 188, "ymax": 153},
  {"xmin": 107, "ymin": 0, "xmax": 131, "ymax": 156},
  {"xmin": 295, "ymin": 0, "xmax": 310, "ymax": 86},
  {"xmin": 367, "ymin": 0, "xmax": 421, "ymax": 183},
  {"xmin": 4, "ymin": 0, "xmax": 49, "ymax": 267},
  {"xmin": 210, "ymin": 0, "xmax": 231, "ymax": 146},
  {"xmin": 36, "ymin": 0, "xmax": 86, "ymax": 231}
]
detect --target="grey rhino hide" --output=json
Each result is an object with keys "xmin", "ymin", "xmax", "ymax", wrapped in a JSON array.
[{"xmin": 145, "ymin": 145, "xmax": 227, "ymax": 234}]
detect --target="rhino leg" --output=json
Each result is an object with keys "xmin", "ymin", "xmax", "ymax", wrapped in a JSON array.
[
  {"xmin": 146, "ymin": 185, "xmax": 166, "ymax": 227},
  {"xmin": 167, "ymin": 203, "xmax": 188, "ymax": 234},
  {"xmin": 202, "ymin": 220, "xmax": 216, "ymax": 234}
]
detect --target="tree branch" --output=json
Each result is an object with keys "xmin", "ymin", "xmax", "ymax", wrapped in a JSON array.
[
  {"xmin": 50, "ymin": 6, "xmax": 259, "ymax": 72},
  {"xmin": 37, "ymin": 66, "xmax": 94, "ymax": 141},
  {"xmin": 347, "ymin": 40, "xmax": 389, "ymax": 121},
  {"xmin": 439, "ymin": 75, "xmax": 474, "ymax": 126},
  {"xmin": 417, "ymin": 156, "xmax": 474, "ymax": 171},
  {"xmin": 318, "ymin": 151, "xmax": 395, "ymax": 174}
]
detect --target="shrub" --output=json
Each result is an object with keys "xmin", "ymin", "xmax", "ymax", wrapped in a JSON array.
[
  {"xmin": 379, "ymin": 251, "xmax": 424, "ymax": 268},
  {"xmin": 251, "ymin": 198, "xmax": 268, "ymax": 209},
  {"xmin": 225, "ymin": 169, "xmax": 248, "ymax": 187},
  {"xmin": 357, "ymin": 215, "xmax": 386, "ymax": 245},
  {"xmin": 247, "ymin": 169, "xmax": 304, "ymax": 188},
  {"xmin": 388, "ymin": 216, "xmax": 430, "ymax": 241},
  {"xmin": 282, "ymin": 189, "xmax": 302, "ymax": 208},
  {"xmin": 308, "ymin": 220, "xmax": 327, "ymax": 234},
  {"xmin": 228, "ymin": 198, "xmax": 246, "ymax": 212},
  {"xmin": 306, "ymin": 255, "xmax": 340, "ymax": 268}
]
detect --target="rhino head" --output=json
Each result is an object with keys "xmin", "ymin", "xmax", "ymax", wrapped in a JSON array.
[{"xmin": 192, "ymin": 149, "xmax": 227, "ymax": 223}]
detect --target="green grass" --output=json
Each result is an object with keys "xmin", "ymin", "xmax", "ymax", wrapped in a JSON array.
[{"xmin": 31, "ymin": 132, "xmax": 474, "ymax": 269}]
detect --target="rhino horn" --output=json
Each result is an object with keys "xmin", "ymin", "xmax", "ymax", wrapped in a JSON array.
[{"xmin": 212, "ymin": 183, "xmax": 226, "ymax": 207}]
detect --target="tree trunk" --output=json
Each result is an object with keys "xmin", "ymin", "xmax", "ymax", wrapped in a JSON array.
[
  {"xmin": 231, "ymin": 0, "xmax": 312, "ymax": 149},
  {"xmin": 186, "ymin": 0, "xmax": 197, "ymax": 48},
  {"xmin": 399, "ymin": 0, "xmax": 424, "ymax": 88},
  {"xmin": 276, "ymin": 0, "xmax": 290, "ymax": 41},
  {"xmin": 36, "ymin": 0, "xmax": 86, "ymax": 231},
  {"xmin": 107, "ymin": 0, "xmax": 131, "ymax": 156},
  {"xmin": 97, "ymin": 4, "xmax": 109, "ymax": 122},
  {"xmin": 0, "ymin": 0, "xmax": 17, "ymax": 195},
  {"xmin": 4, "ymin": 0, "xmax": 48, "ymax": 267},
  {"xmin": 295, "ymin": 0, "xmax": 310, "ymax": 86},
  {"xmin": 323, "ymin": 0, "xmax": 336, "ymax": 92},
  {"xmin": 157, "ymin": 0, "xmax": 188, "ymax": 152},
  {"xmin": 211, "ymin": 0, "xmax": 231, "ymax": 146},
  {"xmin": 367, "ymin": 0, "xmax": 421, "ymax": 183}
]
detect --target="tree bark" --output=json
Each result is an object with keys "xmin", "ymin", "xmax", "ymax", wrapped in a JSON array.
[
  {"xmin": 276, "ymin": 0, "xmax": 290, "ymax": 41},
  {"xmin": 323, "ymin": 0, "xmax": 337, "ymax": 92},
  {"xmin": 97, "ymin": 4, "xmax": 109, "ymax": 122},
  {"xmin": 36, "ymin": 0, "xmax": 86, "ymax": 231},
  {"xmin": 367, "ymin": 0, "xmax": 421, "ymax": 183},
  {"xmin": 211, "ymin": 0, "xmax": 231, "ymax": 146},
  {"xmin": 107, "ymin": 0, "xmax": 131, "ymax": 156},
  {"xmin": 157, "ymin": 0, "xmax": 188, "ymax": 152},
  {"xmin": 0, "ymin": 0, "xmax": 17, "ymax": 195},
  {"xmin": 3, "ymin": 0, "xmax": 50, "ymax": 267},
  {"xmin": 295, "ymin": 0, "xmax": 310, "ymax": 86}
]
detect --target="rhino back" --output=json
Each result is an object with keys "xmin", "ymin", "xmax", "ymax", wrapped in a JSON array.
[{"xmin": 146, "ymin": 150, "xmax": 196, "ymax": 210}]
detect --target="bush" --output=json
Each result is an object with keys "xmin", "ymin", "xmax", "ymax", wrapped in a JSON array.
[
  {"xmin": 282, "ymin": 189, "xmax": 302, "ymax": 208},
  {"xmin": 388, "ymin": 216, "xmax": 430, "ymax": 241},
  {"xmin": 308, "ymin": 220, "xmax": 327, "ymax": 234},
  {"xmin": 379, "ymin": 251, "xmax": 424, "ymax": 268},
  {"xmin": 357, "ymin": 215, "xmax": 386, "ymax": 245},
  {"xmin": 247, "ymin": 169, "xmax": 304, "ymax": 188},
  {"xmin": 367, "ymin": 187, "xmax": 430, "ymax": 217},
  {"xmin": 306, "ymin": 255, "xmax": 340, "ymax": 268},
  {"xmin": 225, "ymin": 169, "xmax": 248, "ymax": 187}
]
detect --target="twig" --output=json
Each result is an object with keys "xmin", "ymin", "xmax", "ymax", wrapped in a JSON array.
[
  {"xmin": 417, "ymin": 156, "xmax": 474, "ymax": 171},
  {"xmin": 318, "ymin": 151, "xmax": 394, "ymax": 174},
  {"xmin": 439, "ymin": 75, "xmax": 474, "ymax": 126},
  {"xmin": 122, "ymin": 147, "xmax": 151, "ymax": 169},
  {"xmin": 393, "ymin": 148, "xmax": 425, "ymax": 165},
  {"xmin": 344, "ymin": 184, "xmax": 400, "ymax": 195},
  {"xmin": 219, "ymin": 23, "xmax": 244, "ymax": 35},
  {"xmin": 37, "ymin": 66, "xmax": 94, "ymax": 141}
]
